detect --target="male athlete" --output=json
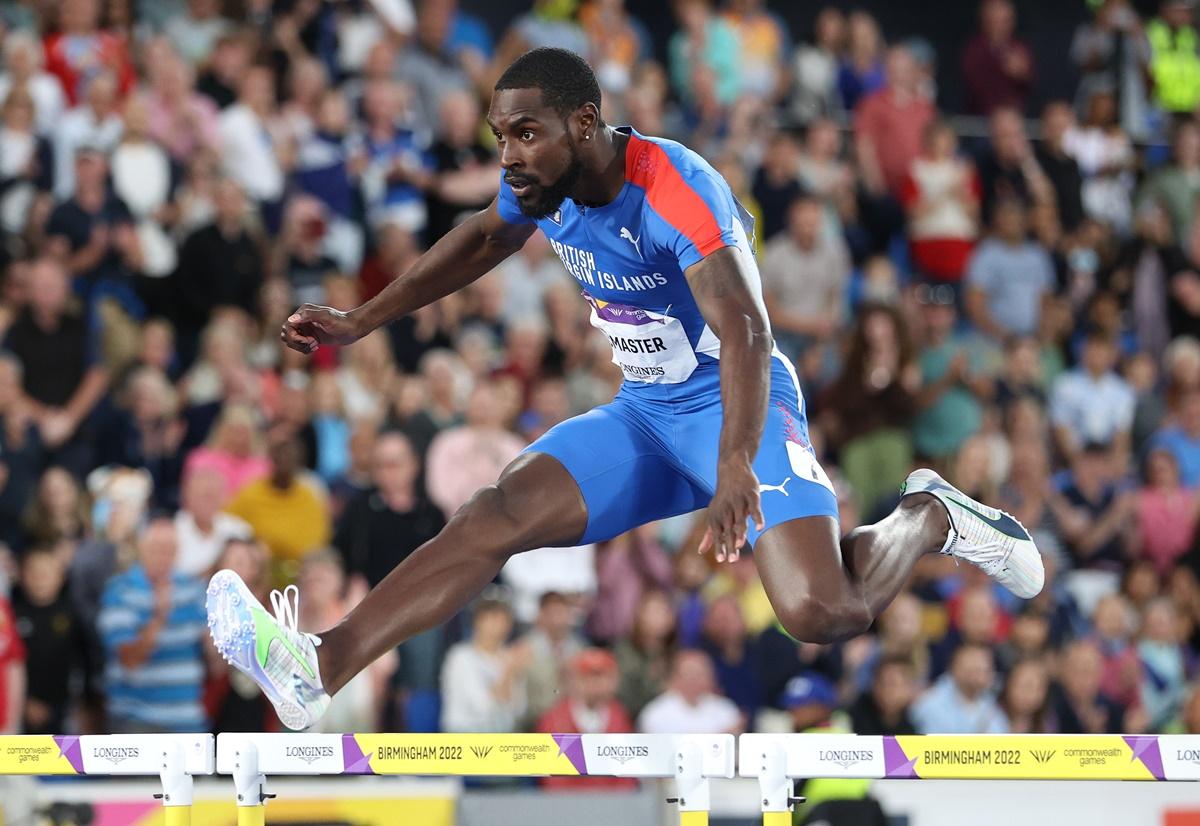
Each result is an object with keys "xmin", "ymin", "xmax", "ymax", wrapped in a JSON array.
[{"xmin": 206, "ymin": 48, "xmax": 1044, "ymax": 731}]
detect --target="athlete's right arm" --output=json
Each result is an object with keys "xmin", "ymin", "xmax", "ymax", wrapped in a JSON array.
[{"xmin": 281, "ymin": 199, "xmax": 535, "ymax": 354}]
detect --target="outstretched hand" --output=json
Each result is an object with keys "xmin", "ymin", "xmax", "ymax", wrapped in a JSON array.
[
  {"xmin": 280, "ymin": 304, "xmax": 362, "ymax": 354},
  {"xmin": 698, "ymin": 458, "xmax": 765, "ymax": 563}
]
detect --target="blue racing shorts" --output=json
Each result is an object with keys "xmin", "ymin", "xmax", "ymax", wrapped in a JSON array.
[{"xmin": 524, "ymin": 356, "xmax": 839, "ymax": 546}]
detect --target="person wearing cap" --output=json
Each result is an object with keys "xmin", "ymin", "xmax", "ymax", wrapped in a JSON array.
[
  {"xmin": 912, "ymin": 282, "xmax": 992, "ymax": 463},
  {"xmin": 536, "ymin": 647, "xmax": 636, "ymax": 790},
  {"xmin": 1147, "ymin": 0, "xmax": 1200, "ymax": 119},
  {"xmin": 780, "ymin": 672, "xmax": 880, "ymax": 823}
]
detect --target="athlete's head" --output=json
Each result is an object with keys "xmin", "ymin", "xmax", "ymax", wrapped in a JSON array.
[{"xmin": 491, "ymin": 47, "xmax": 603, "ymax": 219}]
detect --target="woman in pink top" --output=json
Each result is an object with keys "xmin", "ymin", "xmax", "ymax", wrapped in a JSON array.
[
  {"xmin": 184, "ymin": 403, "xmax": 270, "ymax": 502},
  {"xmin": 1133, "ymin": 448, "xmax": 1199, "ymax": 577}
]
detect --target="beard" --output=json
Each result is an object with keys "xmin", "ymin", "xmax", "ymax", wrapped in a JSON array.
[{"xmin": 507, "ymin": 152, "xmax": 584, "ymax": 220}]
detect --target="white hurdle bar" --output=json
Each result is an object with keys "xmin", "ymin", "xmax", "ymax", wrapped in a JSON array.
[
  {"xmin": 0, "ymin": 734, "xmax": 213, "ymax": 825},
  {"xmin": 217, "ymin": 732, "xmax": 735, "ymax": 825},
  {"xmin": 740, "ymin": 733, "xmax": 1200, "ymax": 825}
]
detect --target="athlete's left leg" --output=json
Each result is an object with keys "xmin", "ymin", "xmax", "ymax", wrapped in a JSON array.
[{"xmin": 752, "ymin": 501, "xmax": 947, "ymax": 644}]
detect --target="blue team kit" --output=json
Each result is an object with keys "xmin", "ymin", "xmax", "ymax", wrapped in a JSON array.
[{"xmin": 498, "ymin": 127, "xmax": 839, "ymax": 545}]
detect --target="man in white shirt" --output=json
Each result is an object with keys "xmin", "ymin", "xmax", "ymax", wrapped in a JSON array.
[
  {"xmin": 54, "ymin": 72, "xmax": 123, "ymax": 200},
  {"xmin": 174, "ymin": 467, "xmax": 252, "ymax": 576},
  {"xmin": 440, "ymin": 597, "xmax": 529, "ymax": 732},
  {"xmin": 218, "ymin": 64, "xmax": 287, "ymax": 209},
  {"xmin": 637, "ymin": 649, "xmax": 743, "ymax": 735},
  {"xmin": 1050, "ymin": 327, "xmax": 1136, "ymax": 462}
]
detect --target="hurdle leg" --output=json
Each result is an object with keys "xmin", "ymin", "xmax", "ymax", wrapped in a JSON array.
[
  {"xmin": 755, "ymin": 738, "xmax": 795, "ymax": 826},
  {"xmin": 672, "ymin": 740, "xmax": 711, "ymax": 826},
  {"xmin": 157, "ymin": 740, "xmax": 193, "ymax": 826},
  {"xmin": 231, "ymin": 740, "xmax": 269, "ymax": 826}
]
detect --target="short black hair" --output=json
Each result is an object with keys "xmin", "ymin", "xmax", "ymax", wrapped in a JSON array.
[{"xmin": 495, "ymin": 48, "xmax": 602, "ymax": 119}]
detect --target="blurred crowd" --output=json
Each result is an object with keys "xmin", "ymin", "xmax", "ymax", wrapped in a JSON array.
[{"xmin": 3, "ymin": 0, "xmax": 1200, "ymax": 804}]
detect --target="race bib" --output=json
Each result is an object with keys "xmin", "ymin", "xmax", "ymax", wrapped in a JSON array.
[{"xmin": 586, "ymin": 295, "xmax": 698, "ymax": 384}]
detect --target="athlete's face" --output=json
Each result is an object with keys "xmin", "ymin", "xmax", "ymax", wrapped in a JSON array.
[{"xmin": 488, "ymin": 88, "xmax": 586, "ymax": 219}]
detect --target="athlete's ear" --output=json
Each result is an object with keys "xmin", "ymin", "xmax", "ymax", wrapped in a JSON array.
[{"xmin": 573, "ymin": 103, "xmax": 600, "ymax": 144}]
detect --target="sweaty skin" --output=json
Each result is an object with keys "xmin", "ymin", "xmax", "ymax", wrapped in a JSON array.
[{"xmin": 283, "ymin": 87, "xmax": 949, "ymax": 695}]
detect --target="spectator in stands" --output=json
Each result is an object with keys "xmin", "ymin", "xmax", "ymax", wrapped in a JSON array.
[
  {"xmin": 837, "ymin": 11, "xmax": 885, "ymax": 112},
  {"xmin": 911, "ymin": 643, "xmax": 1009, "ymax": 733},
  {"xmin": 425, "ymin": 380, "xmax": 525, "ymax": 519},
  {"xmin": 218, "ymin": 64, "xmax": 288, "ymax": 224},
  {"xmin": 589, "ymin": 526, "xmax": 674, "ymax": 644},
  {"xmin": 854, "ymin": 45, "xmax": 936, "ymax": 203},
  {"xmin": 196, "ymin": 31, "xmax": 251, "ymax": 110},
  {"xmin": 966, "ymin": 198, "xmax": 1056, "ymax": 340},
  {"xmin": 1133, "ymin": 449, "xmax": 1198, "ymax": 578},
  {"xmin": 1071, "ymin": 0, "xmax": 1152, "ymax": 141},
  {"xmin": 962, "ymin": 0, "xmax": 1035, "ymax": 116},
  {"xmin": 519, "ymin": 591, "xmax": 586, "ymax": 728},
  {"xmin": 616, "ymin": 589, "xmax": 678, "ymax": 718},
  {"xmin": 53, "ymin": 72, "xmax": 123, "ymax": 202},
  {"xmin": 12, "ymin": 546, "xmax": 82, "ymax": 734},
  {"xmin": 97, "ymin": 515, "xmax": 207, "ymax": 733},
  {"xmin": 723, "ymin": 0, "xmax": 790, "ymax": 103},
  {"xmin": 537, "ymin": 647, "xmax": 636, "ymax": 790},
  {"xmin": 702, "ymin": 595, "xmax": 763, "ymax": 721},
  {"xmin": 668, "ymin": 0, "xmax": 741, "ymax": 111},
  {"xmin": 912, "ymin": 283, "xmax": 990, "ymax": 463},
  {"xmin": 791, "ymin": 7, "xmax": 846, "ymax": 124},
  {"xmin": 751, "ymin": 131, "xmax": 804, "ymax": 241},
  {"xmin": 0, "ymin": 87, "xmax": 54, "ymax": 241},
  {"xmin": 638, "ymin": 649, "xmax": 742, "ymax": 734},
  {"xmin": 1090, "ymin": 594, "xmax": 1143, "ymax": 711},
  {"xmin": 173, "ymin": 466, "xmax": 252, "ymax": 578},
  {"xmin": 164, "ymin": 0, "xmax": 233, "ymax": 67},
  {"xmin": 903, "ymin": 121, "xmax": 981, "ymax": 285},
  {"xmin": 1050, "ymin": 638, "xmax": 1125, "ymax": 733},
  {"xmin": 42, "ymin": 0, "xmax": 135, "ymax": 106},
  {"xmin": 0, "ymin": 32, "xmax": 67, "ymax": 135},
  {"xmin": 425, "ymin": 89, "xmax": 500, "ymax": 245},
  {"xmin": 0, "ymin": 354, "xmax": 43, "ymax": 550},
  {"xmin": 3, "ymin": 258, "xmax": 108, "ymax": 474},
  {"xmin": 1035, "ymin": 101, "xmax": 1086, "ymax": 233},
  {"xmin": 977, "ymin": 107, "xmax": 1054, "ymax": 224},
  {"xmin": 175, "ymin": 179, "xmax": 265, "ymax": 361},
  {"xmin": 96, "ymin": 367, "xmax": 186, "ymax": 508},
  {"xmin": 999, "ymin": 657, "xmax": 1053, "ymax": 732},
  {"xmin": 1064, "ymin": 89, "xmax": 1136, "ymax": 235},
  {"xmin": 1138, "ymin": 120, "xmax": 1200, "ymax": 244},
  {"xmin": 761, "ymin": 194, "xmax": 849, "ymax": 369},
  {"xmin": 360, "ymin": 78, "xmax": 434, "ymax": 234},
  {"xmin": 183, "ymin": 403, "xmax": 270, "ymax": 502},
  {"xmin": 848, "ymin": 655, "xmax": 918, "ymax": 735},
  {"xmin": 1139, "ymin": 596, "xmax": 1189, "ymax": 730},
  {"xmin": 397, "ymin": 0, "xmax": 481, "ymax": 129},
  {"xmin": 1050, "ymin": 442, "xmax": 1135, "ymax": 574},
  {"xmin": 225, "ymin": 428, "xmax": 329, "ymax": 573},
  {"xmin": 440, "ymin": 597, "xmax": 529, "ymax": 732},
  {"xmin": 819, "ymin": 303, "xmax": 917, "ymax": 517},
  {"xmin": 22, "ymin": 466, "xmax": 88, "ymax": 551},
  {"xmin": 1152, "ymin": 389, "xmax": 1200, "ymax": 487},
  {"xmin": 1050, "ymin": 327, "xmax": 1136, "ymax": 461}
]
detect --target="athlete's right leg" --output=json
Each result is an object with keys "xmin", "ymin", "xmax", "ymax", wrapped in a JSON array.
[{"xmin": 315, "ymin": 451, "xmax": 587, "ymax": 694}]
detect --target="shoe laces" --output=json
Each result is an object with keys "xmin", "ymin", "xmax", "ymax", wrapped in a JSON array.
[{"xmin": 269, "ymin": 584, "xmax": 322, "ymax": 647}]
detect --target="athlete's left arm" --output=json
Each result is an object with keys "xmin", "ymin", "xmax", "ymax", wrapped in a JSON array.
[{"xmin": 685, "ymin": 245, "xmax": 771, "ymax": 563}]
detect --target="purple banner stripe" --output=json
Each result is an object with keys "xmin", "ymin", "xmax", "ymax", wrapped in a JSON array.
[{"xmin": 341, "ymin": 734, "xmax": 375, "ymax": 775}]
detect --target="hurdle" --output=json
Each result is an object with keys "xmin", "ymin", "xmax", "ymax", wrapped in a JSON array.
[
  {"xmin": 0, "ymin": 733, "xmax": 213, "ymax": 824},
  {"xmin": 217, "ymin": 732, "xmax": 735, "ymax": 825},
  {"xmin": 740, "ymin": 733, "xmax": 1200, "ymax": 824}
]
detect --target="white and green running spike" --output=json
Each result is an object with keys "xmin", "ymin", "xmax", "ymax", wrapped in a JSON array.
[{"xmin": 206, "ymin": 570, "xmax": 331, "ymax": 731}]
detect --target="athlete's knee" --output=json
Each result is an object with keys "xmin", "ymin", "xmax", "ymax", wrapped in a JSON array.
[
  {"xmin": 775, "ymin": 592, "xmax": 872, "ymax": 645},
  {"xmin": 445, "ymin": 484, "xmax": 528, "ymax": 560}
]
